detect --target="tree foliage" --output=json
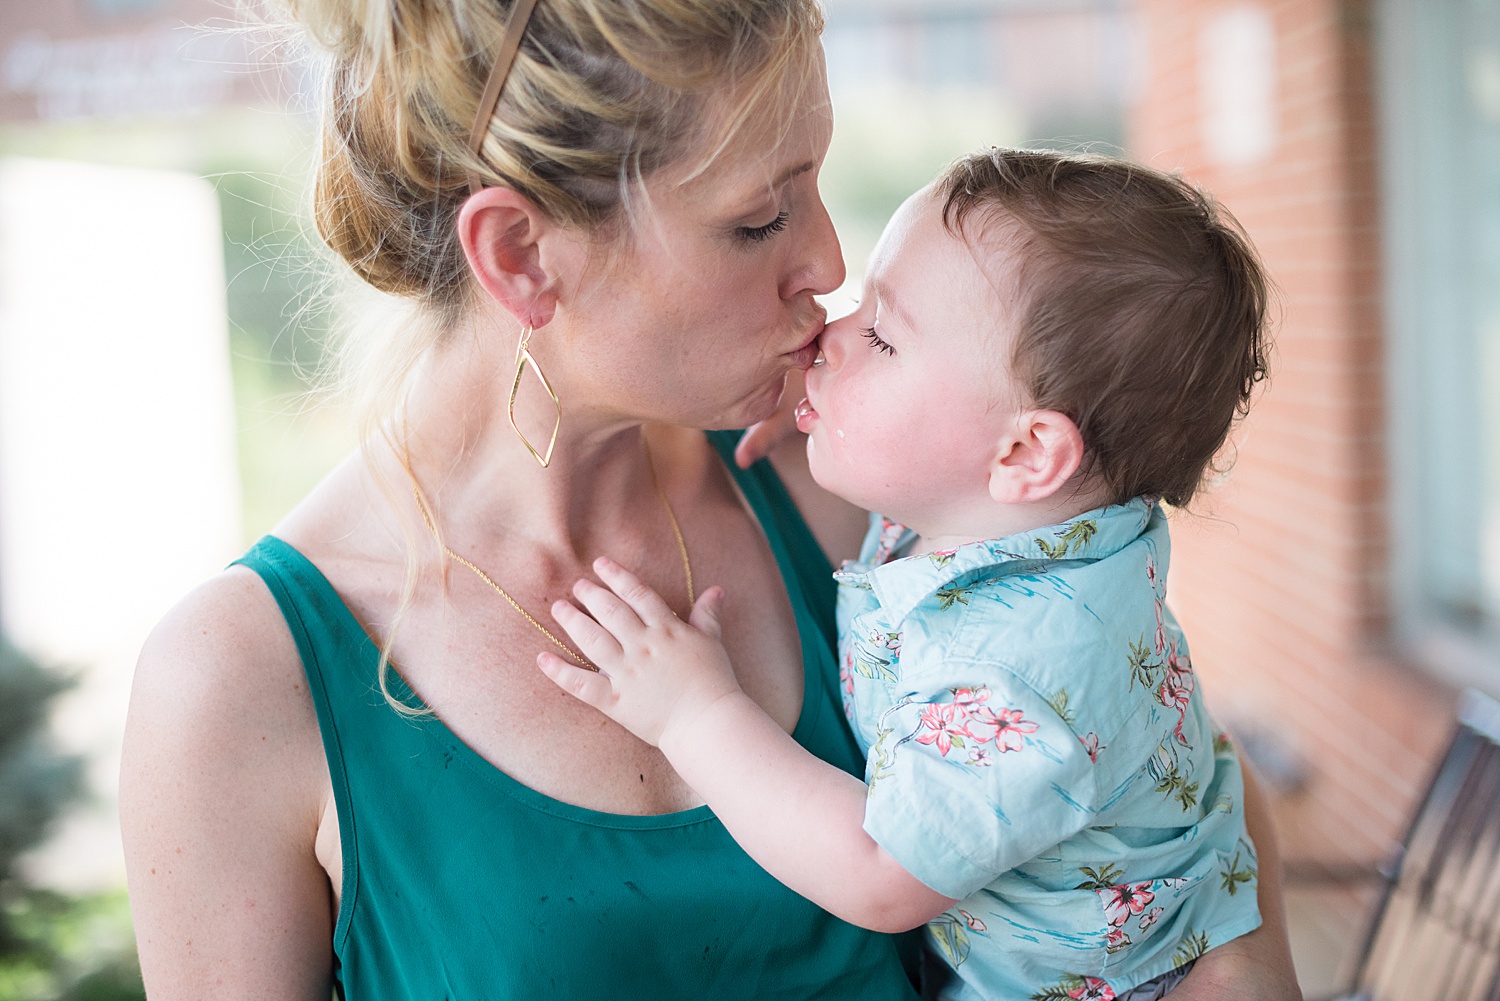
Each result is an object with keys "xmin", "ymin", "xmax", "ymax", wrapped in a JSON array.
[
  {"xmin": 0, "ymin": 638, "xmax": 81, "ymax": 955},
  {"xmin": 0, "ymin": 638, "xmax": 144, "ymax": 999}
]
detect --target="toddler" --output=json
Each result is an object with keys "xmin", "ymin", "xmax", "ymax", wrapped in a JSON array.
[{"xmin": 538, "ymin": 147, "xmax": 1269, "ymax": 1001}]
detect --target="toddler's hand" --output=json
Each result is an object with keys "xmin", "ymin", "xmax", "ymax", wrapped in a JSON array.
[{"xmin": 538, "ymin": 557, "xmax": 741, "ymax": 748}]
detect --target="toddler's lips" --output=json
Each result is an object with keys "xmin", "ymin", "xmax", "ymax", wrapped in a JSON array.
[{"xmin": 794, "ymin": 398, "xmax": 818, "ymax": 433}]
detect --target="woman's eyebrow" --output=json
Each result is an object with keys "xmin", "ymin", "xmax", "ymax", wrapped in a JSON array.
[
  {"xmin": 776, "ymin": 160, "xmax": 817, "ymax": 187},
  {"xmin": 725, "ymin": 160, "xmax": 816, "ymax": 216}
]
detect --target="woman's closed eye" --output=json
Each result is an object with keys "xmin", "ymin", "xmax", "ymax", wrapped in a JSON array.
[
  {"xmin": 862, "ymin": 326, "xmax": 895, "ymax": 355},
  {"xmin": 736, "ymin": 211, "xmax": 790, "ymax": 243}
]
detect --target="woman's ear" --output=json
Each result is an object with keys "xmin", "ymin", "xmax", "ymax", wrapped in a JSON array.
[
  {"xmin": 988, "ymin": 410, "xmax": 1086, "ymax": 505},
  {"xmin": 457, "ymin": 186, "xmax": 570, "ymax": 329}
]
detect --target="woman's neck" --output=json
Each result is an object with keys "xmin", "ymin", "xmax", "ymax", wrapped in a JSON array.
[{"xmin": 390, "ymin": 316, "xmax": 666, "ymax": 562}]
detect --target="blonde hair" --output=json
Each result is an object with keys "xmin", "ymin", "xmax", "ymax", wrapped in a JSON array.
[
  {"xmin": 271, "ymin": 0, "xmax": 825, "ymax": 709},
  {"xmin": 285, "ymin": 0, "xmax": 824, "ymax": 311}
]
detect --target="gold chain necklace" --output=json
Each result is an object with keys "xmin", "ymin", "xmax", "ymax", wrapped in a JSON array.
[{"xmin": 413, "ymin": 445, "xmax": 693, "ymax": 673}]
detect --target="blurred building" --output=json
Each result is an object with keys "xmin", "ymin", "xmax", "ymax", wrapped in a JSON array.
[
  {"xmin": 0, "ymin": 0, "xmax": 284, "ymax": 124},
  {"xmin": 1130, "ymin": 0, "xmax": 1499, "ymax": 984}
]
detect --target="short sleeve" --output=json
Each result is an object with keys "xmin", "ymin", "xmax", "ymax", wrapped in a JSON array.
[{"xmin": 861, "ymin": 663, "xmax": 1098, "ymax": 900}]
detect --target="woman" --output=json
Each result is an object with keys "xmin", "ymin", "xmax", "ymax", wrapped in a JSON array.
[{"xmin": 120, "ymin": 0, "xmax": 1301, "ymax": 996}]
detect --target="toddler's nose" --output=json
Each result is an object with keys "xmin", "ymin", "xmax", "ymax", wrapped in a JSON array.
[{"xmin": 818, "ymin": 318, "xmax": 854, "ymax": 369}]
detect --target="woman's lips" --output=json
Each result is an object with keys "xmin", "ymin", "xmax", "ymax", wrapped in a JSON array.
[
  {"xmin": 787, "ymin": 334, "xmax": 822, "ymax": 370},
  {"xmin": 785, "ymin": 308, "xmax": 827, "ymax": 370},
  {"xmin": 794, "ymin": 398, "xmax": 818, "ymax": 433}
]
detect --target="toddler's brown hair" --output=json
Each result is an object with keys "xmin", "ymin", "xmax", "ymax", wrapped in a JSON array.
[{"xmin": 939, "ymin": 148, "xmax": 1270, "ymax": 507}]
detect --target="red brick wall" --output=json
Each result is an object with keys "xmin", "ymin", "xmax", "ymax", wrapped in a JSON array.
[{"xmin": 1129, "ymin": 0, "xmax": 1454, "ymax": 866}]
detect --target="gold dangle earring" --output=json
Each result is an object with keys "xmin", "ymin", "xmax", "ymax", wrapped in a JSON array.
[{"xmin": 509, "ymin": 326, "xmax": 562, "ymax": 467}]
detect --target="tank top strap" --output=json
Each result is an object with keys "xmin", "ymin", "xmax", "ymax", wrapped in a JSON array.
[{"xmin": 232, "ymin": 534, "xmax": 379, "ymax": 950}]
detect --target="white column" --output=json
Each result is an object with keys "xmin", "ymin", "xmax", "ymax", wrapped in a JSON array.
[{"xmin": 0, "ymin": 156, "xmax": 241, "ymax": 891}]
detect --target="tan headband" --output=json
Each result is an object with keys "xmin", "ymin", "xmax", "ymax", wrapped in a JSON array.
[{"xmin": 466, "ymin": 0, "xmax": 541, "ymax": 196}]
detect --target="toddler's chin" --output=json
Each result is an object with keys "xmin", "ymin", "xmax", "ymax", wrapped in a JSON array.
[{"xmin": 806, "ymin": 437, "xmax": 858, "ymax": 506}]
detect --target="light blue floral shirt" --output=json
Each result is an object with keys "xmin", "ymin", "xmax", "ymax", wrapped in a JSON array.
[{"xmin": 835, "ymin": 499, "xmax": 1261, "ymax": 1001}]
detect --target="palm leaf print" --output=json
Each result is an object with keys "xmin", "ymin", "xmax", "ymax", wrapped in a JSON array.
[
  {"xmin": 928, "ymin": 913, "xmax": 972, "ymax": 967},
  {"xmin": 1046, "ymin": 688, "xmax": 1078, "ymax": 726},
  {"xmin": 866, "ymin": 725, "xmax": 897, "ymax": 794},
  {"xmin": 1029, "ymin": 988, "xmax": 1079, "ymax": 1001},
  {"xmin": 1075, "ymin": 864, "xmax": 1127, "ymax": 891},
  {"xmin": 853, "ymin": 650, "xmax": 897, "ymax": 682},
  {"xmin": 1172, "ymin": 930, "xmax": 1212, "ymax": 968},
  {"xmin": 1036, "ymin": 519, "xmax": 1099, "ymax": 559},
  {"xmin": 1219, "ymin": 849, "xmax": 1257, "ymax": 896},
  {"xmin": 935, "ymin": 584, "xmax": 975, "ymax": 610},
  {"xmin": 1147, "ymin": 743, "xmax": 1200, "ymax": 812},
  {"xmin": 1127, "ymin": 637, "xmax": 1163, "ymax": 691}
]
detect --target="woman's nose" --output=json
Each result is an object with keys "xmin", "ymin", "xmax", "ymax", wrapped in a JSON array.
[{"xmin": 786, "ymin": 195, "xmax": 845, "ymax": 299}]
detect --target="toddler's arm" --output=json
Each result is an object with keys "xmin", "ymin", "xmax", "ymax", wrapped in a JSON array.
[{"xmin": 537, "ymin": 557, "xmax": 957, "ymax": 933}]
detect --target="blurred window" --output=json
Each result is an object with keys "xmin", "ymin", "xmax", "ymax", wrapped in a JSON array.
[
  {"xmin": 1381, "ymin": 0, "xmax": 1500, "ymax": 673},
  {"xmin": 818, "ymin": 0, "xmax": 1135, "ymax": 314}
]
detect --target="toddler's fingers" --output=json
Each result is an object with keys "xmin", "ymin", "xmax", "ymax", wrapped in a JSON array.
[
  {"xmin": 687, "ymin": 586, "xmax": 726, "ymax": 641},
  {"xmin": 570, "ymin": 577, "xmax": 649, "ymax": 641},
  {"xmin": 592, "ymin": 557, "xmax": 678, "ymax": 626},
  {"xmin": 550, "ymin": 597, "xmax": 625, "ymax": 664},
  {"xmin": 537, "ymin": 652, "xmax": 614, "ymax": 710},
  {"xmin": 734, "ymin": 421, "xmax": 776, "ymax": 468}
]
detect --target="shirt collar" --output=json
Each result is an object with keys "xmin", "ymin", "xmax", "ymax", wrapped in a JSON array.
[{"xmin": 835, "ymin": 498, "xmax": 1157, "ymax": 623}]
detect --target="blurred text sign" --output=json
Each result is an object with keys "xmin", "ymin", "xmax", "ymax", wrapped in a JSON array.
[{"xmin": 0, "ymin": 0, "xmax": 282, "ymax": 124}]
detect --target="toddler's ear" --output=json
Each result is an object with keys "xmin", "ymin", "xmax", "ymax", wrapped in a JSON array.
[{"xmin": 988, "ymin": 410, "xmax": 1086, "ymax": 505}]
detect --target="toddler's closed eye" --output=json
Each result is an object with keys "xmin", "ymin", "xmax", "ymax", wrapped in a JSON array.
[{"xmin": 862, "ymin": 327, "xmax": 895, "ymax": 355}]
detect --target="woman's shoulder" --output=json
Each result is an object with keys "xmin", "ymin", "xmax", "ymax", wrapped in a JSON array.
[
  {"xmin": 123, "ymin": 567, "xmax": 338, "ymax": 995},
  {"xmin": 131, "ymin": 565, "xmax": 322, "ymax": 772},
  {"xmin": 125, "ymin": 457, "xmax": 375, "ymax": 796}
]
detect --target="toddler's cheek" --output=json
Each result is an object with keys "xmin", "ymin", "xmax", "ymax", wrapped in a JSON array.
[{"xmin": 805, "ymin": 427, "xmax": 885, "ymax": 510}]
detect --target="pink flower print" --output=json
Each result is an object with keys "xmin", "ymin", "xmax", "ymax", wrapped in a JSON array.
[
  {"xmin": 873, "ymin": 517, "xmax": 907, "ymax": 565},
  {"xmin": 1145, "ymin": 554, "xmax": 1160, "ymax": 591},
  {"xmin": 1080, "ymin": 732, "xmax": 1105, "ymax": 763},
  {"xmin": 949, "ymin": 688, "xmax": 1010, "ymax": 747},
  {"xmin": 989, "ymin": 707, "xmax": 1038, "ymax": 753},
  {"xmin": 1158, "ymin": 669, "xmax": 1193, "ymax": 713},
  {"xmin": 1153, "ymin": 602, "xmax": 1167, "ymax": 656},
  {"xmin": 968, "ymin": 746, "xmax": 992, "ymax": 767},
  {"xmin": 1105, "ymin": 927, "xmax": 1132, "ymax": 953},
  {"xmin": 1068, "ymin": 977, "xmax": 1117, "ymax": 1000},
  {"xmin": 1158, "ymin": 645, "xmax": 1196, "ymax": 745},
  {"xmin": 958, "ymin": 909, "xmax": 987, "ymax": 932},
  {"xmin": 1138, "ymin": 906, "xmax": 1163, "ymax": 931},
  {"xmin": 1101, "ymin": 882, "xmax": 1157, "ymax": 929},
  {"xmin": 951, "ymin": 687, "xmax": 990, "ymax": 712},
  {"xmin": 915, "ymin": 702, "xmax": 970, "ymax": 757},
  {"xmin": 928, "ymin": 547, "xmax": 959, "ymax": 567}
]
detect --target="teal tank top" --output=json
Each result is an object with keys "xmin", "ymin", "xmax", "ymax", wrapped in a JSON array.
[{"xmin": 234, "ymin": 432, "xmax": 920, "ymax": 999}]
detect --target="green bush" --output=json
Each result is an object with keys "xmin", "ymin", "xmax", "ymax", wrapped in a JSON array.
[{"xmin": 0, "ymin": 642, "xmax": 142, "ymax": 1001}]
